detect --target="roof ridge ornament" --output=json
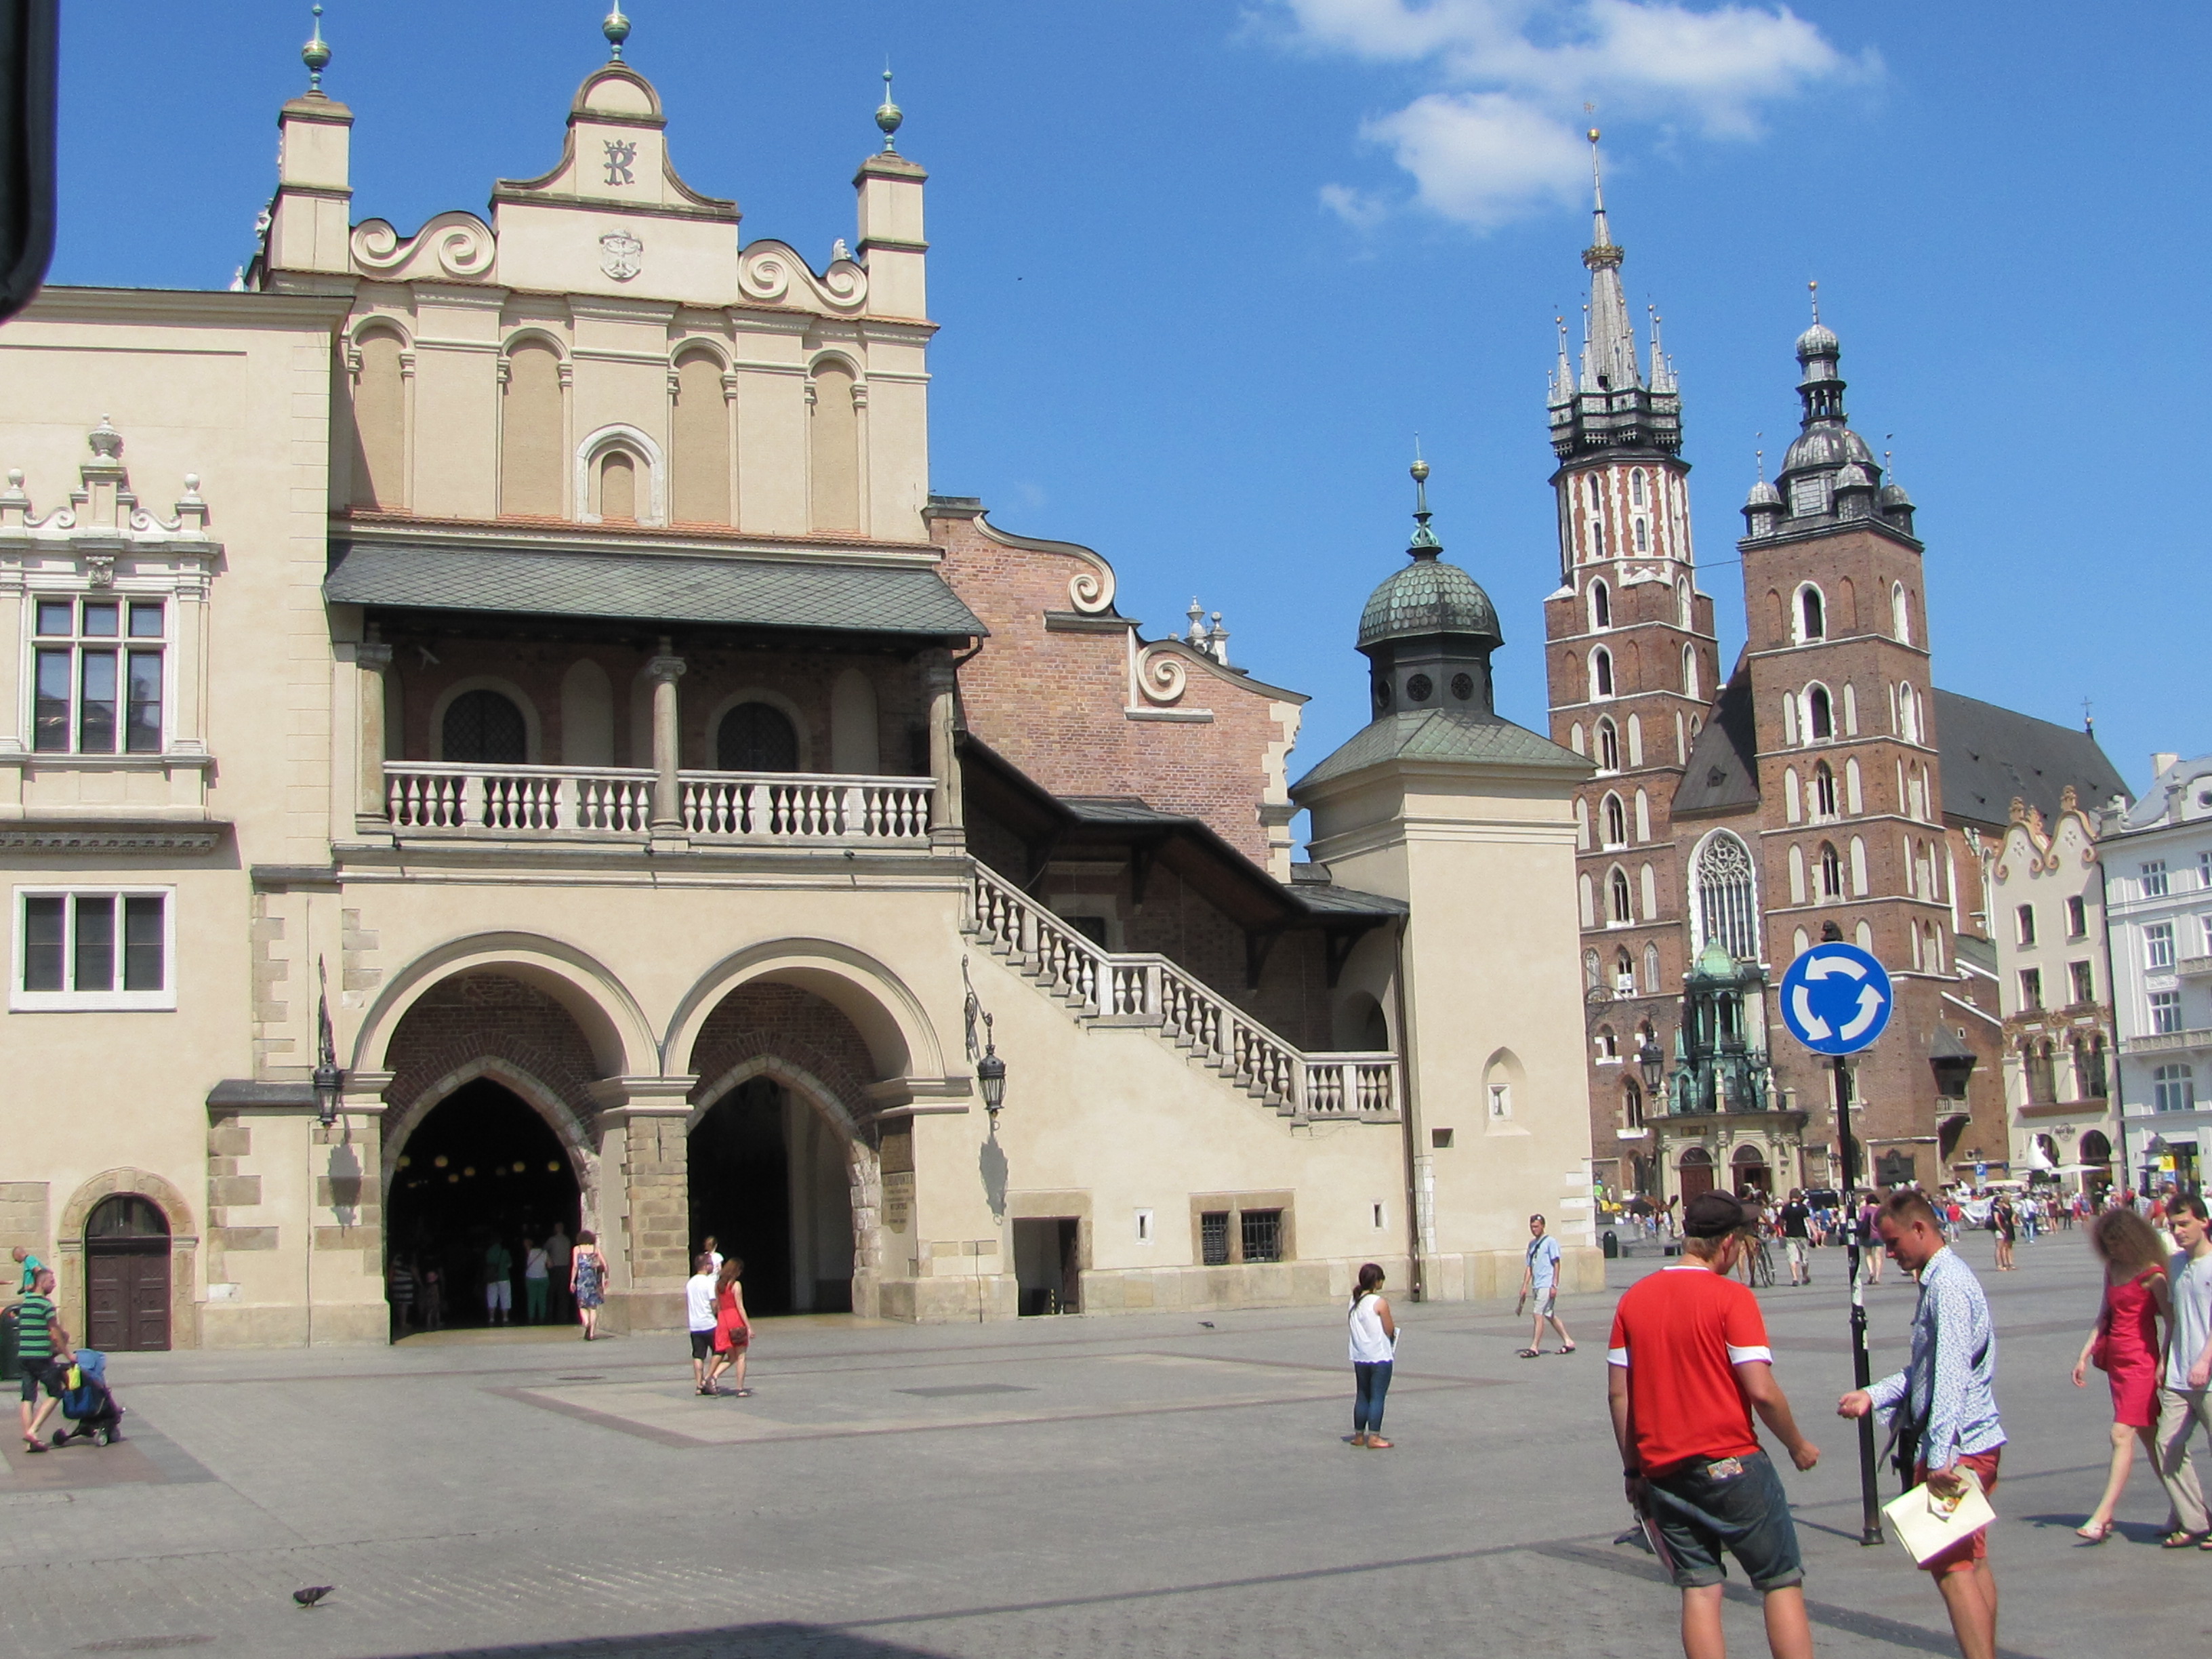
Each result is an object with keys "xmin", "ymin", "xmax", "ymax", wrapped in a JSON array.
[
  {"xmin": 875, "ymin": 65, "xmax": 904, "ymax": 152},
  {"xmin": 302, "ymin": 4, "xmax": 330, "ymax": 94},
  {"xmin": 603, "ymin": 3, "xmax": 631, "ymax": 62},
  {"xmin": 1408, "ymin": 444, "xmax": 1441, "ymax": 559}
]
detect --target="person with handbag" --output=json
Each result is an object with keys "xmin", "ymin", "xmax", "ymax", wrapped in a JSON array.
[
  {"xmin": 1839, "ymin": 1189, "xmax": 2004, "ymax": 1659},
  {"xmin": 704, "ymin": 1256, "xmax": 752, "ymax": 1397},
  {"xmin": 2068, "ymin": 1206, "xmax": 2171, "ymax": 1542}
]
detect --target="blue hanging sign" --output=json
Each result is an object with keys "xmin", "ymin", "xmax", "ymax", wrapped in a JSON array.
[{"xmin": 1778, "ymin": 941, "xmax": 1893, "ymax": 1057}]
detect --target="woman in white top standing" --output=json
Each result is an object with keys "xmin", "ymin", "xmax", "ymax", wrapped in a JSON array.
[{"xmin": 1348, "ymin": 1262, "xmax": 1398, "ymax": 1449}]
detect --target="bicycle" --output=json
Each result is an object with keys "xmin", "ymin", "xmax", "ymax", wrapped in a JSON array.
[{"xmin": 1749, "ymin": 1234, "xmax": 1777, "ymax": 1288}]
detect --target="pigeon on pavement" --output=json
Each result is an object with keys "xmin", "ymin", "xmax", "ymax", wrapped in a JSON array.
[{"xmin": 293, "ymin": 1586, "xmax": 335, "ymax": 1609}]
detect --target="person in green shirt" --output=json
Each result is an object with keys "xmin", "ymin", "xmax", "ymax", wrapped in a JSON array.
[
  {"xmin": 483, "ymin": 1237, "xmax": 514, "ymax": 1326},
  {"xmin": 16, "ymin": 1268, "xmax": 73, "ymax": 1453},
  {"xmin": 11, "ymin": 1246, "xmax": 42, "ymax": 1295}
]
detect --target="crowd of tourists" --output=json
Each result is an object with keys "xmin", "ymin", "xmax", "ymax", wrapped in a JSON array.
[{"xmin": 384, "ymin": 1223, "xmax": 609, "ymax": 1338}]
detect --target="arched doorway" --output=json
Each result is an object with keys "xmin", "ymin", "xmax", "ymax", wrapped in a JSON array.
[
  {"xmin": 718, "ymin": 702, "xmax": 798, "ymax": 771},
  {"xmin": 1732, "ymin": 1144, "xmax": 1771, "ymax": 1202},
  {"xmin": 689, "ymin": 1076, "xmax": 854, "ymax": 1315},
  {"xmin": 85, "ymin": 1195, "xmax": 171, "ymax": 1352},
  {"xmin": 387, "ymin": 1079, "xmax": 580, "ymax": 1330},
  {"xmin": 1678, "ymin": 1146, "xmax": 1715, "ymax": 1204}
]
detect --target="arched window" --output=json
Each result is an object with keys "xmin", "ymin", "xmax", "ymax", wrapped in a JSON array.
[
  {"xmin": 1589, "ymin": 475, "xmax": 1605, "ymax": 513},
  {"xmin": 1897, "ymin": 682, "xmax": 1919, "ymax": 743},
  {"xmin": 500, "ymin": 340, "xmax": 565, "ymax": 516},
  {"xmin": 1603, "ymin": 793, "xmax": 1627, "ymax": 847},
  {"xmin": 1819, "ymin": 841, "xmax": 1843, "ymax": 900},
  {"xmin": 1807, "ymin": 684, "xmax": 1834, "ymax": 741},
  {"xmin": 670, "ymin": 350, "xmax": 731, "ymax": 525},
  {"xmin": 1591, "ymin": 647, "xmax": 1614, "ymax": 699},
  {"xmin": 1597, "ymin": 718, "xmax": 1620, "ymax": 772},
  {"xmin": 1624, "ymin": 1079, "xmax": 1645, "ymax": 1129},
  {"xmin": 1891, "ymin": 581, "xmax": 1911, "ymax": 644},
  {"xmin": 716, "ymin": 701, "xmax": 799, "ymax": 772},
  {"xmin": 1633, "ymin": 518, "xmax": 1648, "ymax": 552},
  {"xmin": 350, "ymin": 328, "xmax": 406, "ymax": 510},
  {"xmin": 1631, "ymin": 469, "xmax": 1647, "ymax": 506},
  {"xmin": 1597, "ymin": 1025, "xmax": 1619, "ymax": 1059},
  {"xmin": 1643, "ymin": 943, "xmax": 1660, "ymax": 991},
  {"xmin": 1799, "ymin": 585, "xmax": 1825, "ymax": 642},
  {"xmin": 1692, "ymin": 831, "xmax": 1759, "ymax": 963},
  {"xmin": 1635, "ymin": 789, "xmax": 1652, "ymax": 841},
  {"xmin": 597, "ymin": 448, "xmax": 639, "ymax": 522},
  {"xmin": 442, "ymin": 689, "xmax": 527, "ymax": 764},
  {"xmin": 1591, "ymin": 581, "xmax": 1611, "ymax": 630},
  {"xmin": 1574, "ymin": 796, "xmax": 1590, "ymax": 850},
  {"xmin": 2083, "ymin": 1035, "xmax": 2109, "ymax": 1099},
  {"xmin": 2027, "ymin": 1040, "xmax": 2057, "ymax": 1105},
  {"xmin": 1677, "ymin": 579, "xmax": 1692, "ymax": 628},
  {"xmin": 1610, "ymin": 867, "xmax": 1633, "ymax": 925},
  {"xmin": 1682, "ymin": 644, "xmax": 1700, "ymax": 699},
  {"xmin": 1616, "ymin": 948, "xmax": 1635, "ymax": 987},
  {"xmin": 1814, "ymin": 762, "xmax": 1837, "ymax": 819},
  {"xmin": 1849, "ymin": 836, "xmax": 1868, "ymax": 897},
  {"xmin": 1584, "ymin": 949, "xmax": 1602, "ymax": 990},
  {"xmin": 808, "ymin": 359, "xmax": 861, "ymax": 532}
]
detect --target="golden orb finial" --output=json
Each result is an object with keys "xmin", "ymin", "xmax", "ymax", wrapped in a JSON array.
[{"xmin": 1587, "ymin": 127, "xmax": 1601, "ymax": 144}]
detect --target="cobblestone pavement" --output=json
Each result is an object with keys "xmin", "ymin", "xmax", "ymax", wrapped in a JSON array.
[{"xmin": 3, "ymin": 1230, "xmax": 2205, "ymax": 1658}]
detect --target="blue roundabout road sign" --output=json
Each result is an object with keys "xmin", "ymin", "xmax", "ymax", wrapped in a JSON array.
[{"xmin": 1778, "ymin": 941, "xmax": 1893, "ymax": 1057}]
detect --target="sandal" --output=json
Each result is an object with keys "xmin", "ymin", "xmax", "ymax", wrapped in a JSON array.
[
  {"xmin": 734, "ymin": 1387, "xmax": 753, "ymax": 1397},
  {"xmin": 2075, "ymin": 1521, "xmax": 2114, "ymax": 1544},
  {"xmin": 1560, "ymin": 1344, "xmax": 1578, "ymax": 1354},
  {"xmin": 2200, "ymin": 1534, "xmax": 2212, "ymax": 1551},
  {"xmin": 1366, "ymin": 1436, "xmax": 1394, "ymax": 1449},
  {"xmin": 2160, "ymin": 1529, "xmax": 2200, "ymax": 1549},
  {"xmin": 22, "ymin": 1439, "xmax": 45, "ymax": 1454},
  {"xmin": 1517, "ymin": 1349, "xmax": 1542, "ymax": 1359}
]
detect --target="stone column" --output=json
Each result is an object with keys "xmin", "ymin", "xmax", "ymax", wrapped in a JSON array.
[
  {"xmin": 594, "ymin": 1078, "xmax": 696, "ymax": 1334},
  {"xmin": 354, "ymin": 639, "xmax": 394, "ymax": 825},
  {"xmin": 647, "ymin": 638, "xmax": 687, "ymax": 838},
  {"xmin": 924, "ymin": 648, "xmax": 964, "ymax": 848}
]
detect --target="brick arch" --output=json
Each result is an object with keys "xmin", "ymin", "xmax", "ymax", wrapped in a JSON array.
[
  {"xmin": 380, "ymin": 972, "xmax": 607, "ymax": 1153},
  {"xmin": 685, "ymin": 981, "xmax": 876, "ymax": 1129}
]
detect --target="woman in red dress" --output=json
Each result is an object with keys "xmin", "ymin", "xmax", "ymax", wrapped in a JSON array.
[
  {"xmin": 704, "ymin": 1256, "xmax": 752, "ymax": 1398},
  {"xmin": 2070, "ymin": 1208, "xmax": 2171, "ymax": 1541}
]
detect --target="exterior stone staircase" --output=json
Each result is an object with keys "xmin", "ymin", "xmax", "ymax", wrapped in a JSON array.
[{"xmin": 963, "ymin": 862, "xmax": 1400, "ymax": 1124}]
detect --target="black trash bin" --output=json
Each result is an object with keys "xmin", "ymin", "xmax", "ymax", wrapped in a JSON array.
[
  {"xmin": 1601, "ymin": 1229, "xmax": 1619, "ymax": 1260},
  {"xmin": 0, "ymin": 1303, "xmax": 20, "ymax": 1383}
]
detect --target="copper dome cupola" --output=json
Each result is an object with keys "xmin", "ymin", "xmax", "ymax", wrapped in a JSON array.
[{"xmin": 1357, "ymin": 459, "xmax": 1503, "ymax": 718}]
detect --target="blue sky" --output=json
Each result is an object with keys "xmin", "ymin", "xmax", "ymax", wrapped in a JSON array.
[{"xmin": 46, "ymin": 2, "xmax": 2211, "ymax": 808}]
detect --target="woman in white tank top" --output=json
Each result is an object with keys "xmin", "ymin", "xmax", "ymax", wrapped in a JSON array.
[{"xmin": 1348, "ymin": 1262, "xmax": 1398, "ymax": 1448}]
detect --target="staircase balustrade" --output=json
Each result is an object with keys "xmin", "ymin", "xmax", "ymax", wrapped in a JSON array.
[{"xmin": 965, "ymin": 862, "xmax": 1401, "ymax": 1124}]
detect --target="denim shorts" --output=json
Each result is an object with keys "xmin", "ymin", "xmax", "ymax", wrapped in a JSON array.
[{"xmin": 1646, "ymin": 1448, "xmax": 1804, "ymax": 1592}]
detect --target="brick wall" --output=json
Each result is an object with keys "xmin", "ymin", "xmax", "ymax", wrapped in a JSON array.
[
  {"xmin": 687, "ymin": 982, "xmax": 878, "ymax": 1122},
  {"xmin": 933, "ymin": 508, "xmax": 1300, "ymax": 868},
  {"xmin": 380, "ymin": 973, "xmax": 605, "ymax": 1143}
]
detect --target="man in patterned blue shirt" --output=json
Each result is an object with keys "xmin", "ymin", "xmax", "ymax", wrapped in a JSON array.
[{"xmin": 1840, "ymin": 1189, "xmax": 2003, "ymax": 1659}]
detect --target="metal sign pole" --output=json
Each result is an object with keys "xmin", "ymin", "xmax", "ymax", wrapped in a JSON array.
[{"xmin": 1832, "ymin": 1053, "xmax": 1881, "ymax": 1545}]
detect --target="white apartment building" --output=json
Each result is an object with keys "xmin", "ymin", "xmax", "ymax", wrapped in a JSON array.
[{"xmin": 2105, "ymin": 753, "xmax": 2212, "ymax": 1193}]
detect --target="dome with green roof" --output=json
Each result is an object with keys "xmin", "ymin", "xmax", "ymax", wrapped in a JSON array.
[{"xmin": 1357, "ymin": 550, "xmax": 1502, "ymax": 652}]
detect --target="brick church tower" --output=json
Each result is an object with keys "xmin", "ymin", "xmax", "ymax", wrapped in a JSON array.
[
  {"xmin": 1729, "ymin": 302, "xmax": 2004, "ymax": 1188},
  {"xmin": 1541, "ymin": 138, "xmax": 1723, "ymax": 1179}
]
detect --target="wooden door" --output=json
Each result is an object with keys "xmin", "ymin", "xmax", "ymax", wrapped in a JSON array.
[
  {"xmin": 87, "ymin": 1246, "xmax": 169, "ymax": 1351},
  {"xmin": 1679, "ymin": 1160, "xmax": 1715, "ymax": 1204}
]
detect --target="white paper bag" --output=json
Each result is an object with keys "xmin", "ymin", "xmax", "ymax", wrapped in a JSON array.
[{"xmin": 1882, "ymin": 1470, "xmax": 1994, "ymax": 1565}]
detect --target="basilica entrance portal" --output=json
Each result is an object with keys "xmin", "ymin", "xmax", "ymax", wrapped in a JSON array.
[
  {"xmin": 689, "ymin": 1076, "xmax": 855, "ymax": 1315},
  {"xmin": 388, "ymin": 1079, "xmax": 580, "ymax": 1330}
]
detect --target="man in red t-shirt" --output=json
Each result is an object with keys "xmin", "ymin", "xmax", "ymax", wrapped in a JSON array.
[{"xmin": 1610, "ymin": 1190, "xmax": 1822, "ymax": 1659}]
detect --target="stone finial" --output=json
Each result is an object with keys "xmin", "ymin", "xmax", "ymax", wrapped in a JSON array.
[
  {"xmin": 87, "ymin": 414, "xmax": 123, "ymax": 462},
  {"xmin": 2060, "ymin": 784, "xmax": 2078, "ymax": 815},
  {"xmin": 1186, "ymin": 598, "xmax": 1206, "ymax": 646},
  {"xmin": 875, "ymin": 66, "xmax": 903, "ymax": 152},
  {"xmin": 2007, "ymin": 797, "xmax": 2026, "ymax": 825},
  {"xmin": 603, "ymin": 3, "xmax": 631, "ymax": 60},
  {"xmin": 302, "ymin": 5, "xmax": 330, "ymax": 93}
]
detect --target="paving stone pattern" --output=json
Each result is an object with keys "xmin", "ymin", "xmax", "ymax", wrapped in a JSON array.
[{"xmin": 0, "ymin": 1231, "xmax": 2201, "ymax": 1658}]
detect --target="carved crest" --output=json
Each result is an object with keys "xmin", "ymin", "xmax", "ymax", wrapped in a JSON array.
[{"xmin": 598, "ymin": 230, "xmax": 643, "ymax": 282}]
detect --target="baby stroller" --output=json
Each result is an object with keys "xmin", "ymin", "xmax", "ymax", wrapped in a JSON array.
[{"xmin": 49, "ymin": 1349, "xmax": 125, "ymax": 1448}]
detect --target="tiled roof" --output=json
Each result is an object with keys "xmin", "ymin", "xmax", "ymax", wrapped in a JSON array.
[
  {"xmin": 1934, "ymin": 689, "xmax": 2127, "ymax": 830},
  {"xmin": 1672, "ymin": 664, "xmax": 1761, "ymax": 816},
  {"xmin": 325, "ymin": 540, "xmax": 986, "ymax": 640},
  {"xmin": 1292, "ymin": 708, "xmax": 1584, "ymax": 792}
]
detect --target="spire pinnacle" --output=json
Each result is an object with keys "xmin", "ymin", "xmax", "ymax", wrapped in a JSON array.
[
  {"xmin": 875, "ymin": 65, "xmax": 904, "ymax": 152},
  {"xmin": 1808, "ymin": 279, "xmax": 1820, "ymax": 324},
  {"xmin": 1577, "ymin": 130, "xmax": 1641, "ymax": 394},
  {"xmin": 302, "ymin": 5, "xmax": 330, "ymax": 93},
  {"xmin": 1408, "ymin": 445, "xmax": 1441, "ymax": 558},
  {"xmin": 603, "ymin": 3, "xmax": 630, "ymax": 61}
]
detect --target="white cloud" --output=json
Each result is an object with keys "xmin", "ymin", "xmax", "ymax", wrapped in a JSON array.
[{"xmin": 1271, "ymin": 0, "xmax": 1874, "ymax": 228}]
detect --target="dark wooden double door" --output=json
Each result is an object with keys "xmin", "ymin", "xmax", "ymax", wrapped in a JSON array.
[{"xmin": 85, "ymin": 1195, "xmax": 171, "ymax": 1351}]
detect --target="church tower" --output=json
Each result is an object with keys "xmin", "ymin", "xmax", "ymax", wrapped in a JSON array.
[
  {"xmin": 1540, "ymin": 136, "xmax": 1721, "ymax": 1191},
  {"xmin": 1732, "ymin": 302, "xmax": 2002, "ymax": 1188}
]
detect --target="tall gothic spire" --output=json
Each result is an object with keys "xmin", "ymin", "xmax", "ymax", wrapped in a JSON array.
[{"xmin": 1579, "ymin": 130, "xmax": 1643, "ymax": 395}]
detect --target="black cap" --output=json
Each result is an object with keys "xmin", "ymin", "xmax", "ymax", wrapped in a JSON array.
[{"xmin": 1683, "ymin": 1191, "xmax": 1748, "ymax": 1239}]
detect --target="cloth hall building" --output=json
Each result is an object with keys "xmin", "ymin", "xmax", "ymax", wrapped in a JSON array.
[
  {"xmin": 1544, "ymin": 161, "xmax": 2125, "ymax": 1208},
  {"xmin": 0, "ymin": 18, "xmax": 1597, "ymax": 1349}
]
